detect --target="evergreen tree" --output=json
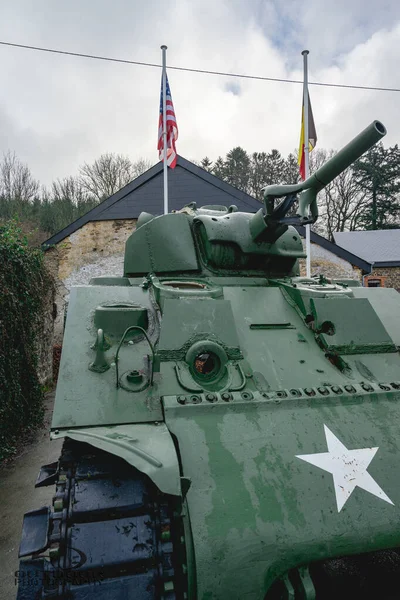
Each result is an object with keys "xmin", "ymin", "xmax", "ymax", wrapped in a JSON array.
[
  {"xmin": 352, "ymin": 143, "xmax": 400, "ymax": 230},
  {"xmin": 223, "ymin": 147, "xmax": 251, "ymax": 192},
  {"xmin": 263, "ymin": 150, "xmax": 285, "ymax": 187},
  {"xmin": 282, "ymin": 153, "xmax": 300, "ymax": 185},
  {"xmin": 200, "ymin": 157, "xmax": 213, "ymax": 172},
  {"xmin": 212, "ymin": 156, "xmax": 226, "ymax": 180},
  {"xmin": 249, "ymin": 152, "xmax": 269, "ymax": 200}
]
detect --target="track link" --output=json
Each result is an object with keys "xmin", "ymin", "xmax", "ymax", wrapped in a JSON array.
[{"xmin": 17, "ymin": 440, "xmax": 186, "ymax": 599}]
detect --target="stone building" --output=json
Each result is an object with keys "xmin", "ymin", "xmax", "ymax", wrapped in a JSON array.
[
  {"xmin": 334, "ymin": 230, "xmax": 400, "ymax": 290},
  {"xmin": 297, "ymin": 226, "xmax": 370, "ymax": 282},
  {"xmin": 42, "ymin": 156, "xmax": 373, "ymax": 342}
]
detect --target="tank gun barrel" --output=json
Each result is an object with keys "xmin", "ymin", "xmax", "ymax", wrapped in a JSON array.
[
  {"xmin": 256, "ymin": 120, "xmax": 386, "ymax": 243},
  {"xmin": 304, "ymin": 120, "xmax": 386, "ymax": 192}
]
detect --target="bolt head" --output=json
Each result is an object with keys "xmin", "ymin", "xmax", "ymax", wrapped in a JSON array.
[
  {"xmin": 304, "ymin": 387, "xmax": 315, "ymax": 396},
  {"xmin": 206, "ymin": 393, "xmax": 217, "ymax": 402}
]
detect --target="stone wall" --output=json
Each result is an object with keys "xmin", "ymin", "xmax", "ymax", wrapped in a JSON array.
[
  {"xmin": 45, "ymin": 219, "xmax": 137, "ymax": 343},
  {"xmin": 57, "ymin": 219, "xmax": 136, "ymax": 280},
  {"xmin": 299, "ymin": 241, "xmax": 363, "ymax": 281},
  {"xmin": 367, "ymin": 266, "xmax": 400, "ymax": 290}
]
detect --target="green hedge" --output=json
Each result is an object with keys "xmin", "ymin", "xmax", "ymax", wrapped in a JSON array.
[{"xmin": 0, "ymin": 221, "xmax": 53, "ymax": 460}]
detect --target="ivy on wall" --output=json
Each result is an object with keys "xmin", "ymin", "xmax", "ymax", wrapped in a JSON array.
[{"xmin": 0, "ymin": 221, "xmax": 54, "ymax": 460}]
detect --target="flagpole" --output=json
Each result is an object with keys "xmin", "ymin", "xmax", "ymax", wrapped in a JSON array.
[
  {"xmin": 161, "ymin": 45, "xmax": 168, "ymax": 215},
  {"xmin": 302, "ymin": 49, "xmax": 311, "ymax": 278}
]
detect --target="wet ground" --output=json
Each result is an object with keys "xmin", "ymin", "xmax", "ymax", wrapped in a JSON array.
[{"xmin": 0, "ymin": 392, "xmax": 62, "ymax": 600}]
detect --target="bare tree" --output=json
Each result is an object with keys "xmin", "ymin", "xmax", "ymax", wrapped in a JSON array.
[
  {"xmin": 79, "ymin": 153, "xmax": 153, "ymax": 201},
  {"xmin": 309, "ymin": 149, "xmax": 367, "ymax": 239},
  {"xmin": 0, "ymin": 151, "xmax": 39, "ymax": 203},
  {"xmin": 40, "ymin": 176, "xmax": 100, "ymax": 235},
  {"xmin": 52, "ymin": 176, "xmax": 90, "ymax": 204},
  {"xmin": 132, "ymin": 158, "xmax": 153, "ymax": 178},
  {"xmin": 322, "ymin": 169, "xmax": 367, "ymax": 238},
  {"xmin": 309, "ymin": 148, "xmax": 331, "ymax": 174},
  {"xmin": 0, "ymin": 151, "xmax": 40, "ymax": 220}
]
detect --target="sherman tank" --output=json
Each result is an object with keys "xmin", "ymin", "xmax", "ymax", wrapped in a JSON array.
[{"xmin": 16, "ymin": 120, "xmax": 400, "ymax": 599}]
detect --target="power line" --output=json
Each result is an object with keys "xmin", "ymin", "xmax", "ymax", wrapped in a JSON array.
[{"xmin": 1, "ymin": 39, "xmax": 400, "ymax": 93}]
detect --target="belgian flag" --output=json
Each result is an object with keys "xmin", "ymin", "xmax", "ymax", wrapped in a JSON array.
[{"xmin": 298, "ymin": 91, "xmax": 317, "ymax": 180}]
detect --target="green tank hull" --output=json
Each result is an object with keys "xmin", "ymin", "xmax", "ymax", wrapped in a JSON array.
[{"xmin": 17, "ymin": 121, "xmax": 400, "ymax": 599}]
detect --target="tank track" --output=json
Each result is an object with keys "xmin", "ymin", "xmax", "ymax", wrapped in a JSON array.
[{"xmin": 16, "ymin": 439, "xmax": 187, "ymax": 600}]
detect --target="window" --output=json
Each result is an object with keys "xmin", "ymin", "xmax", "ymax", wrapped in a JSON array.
[{"xmin": 364, "ymin": 276, "xmax": 386, "ymax": 288}]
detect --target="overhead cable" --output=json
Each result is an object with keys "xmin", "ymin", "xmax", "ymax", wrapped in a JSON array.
[{"xmin": 0, "ymin": 40, "xmax": 399, "ymax": 93}]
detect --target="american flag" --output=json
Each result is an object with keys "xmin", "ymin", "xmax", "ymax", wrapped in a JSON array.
[{"xmin": 158, "ymin": 74, "xmax": 178, "ymax": 168}]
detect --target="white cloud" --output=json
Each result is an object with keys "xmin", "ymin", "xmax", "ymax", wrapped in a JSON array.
[{"xmin": 0, "ymin": 0, "xmax": 398, "ymax": 185}]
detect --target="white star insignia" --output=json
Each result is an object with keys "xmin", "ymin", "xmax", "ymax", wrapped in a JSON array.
[{"xmin": 296, "ymin": 425, "xmax": 394, "ymax": 512}]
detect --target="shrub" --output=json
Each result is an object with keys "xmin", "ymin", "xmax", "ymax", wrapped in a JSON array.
[{"xmin": 0, "ymin": 220, "xmax": 53, "ymax": 460}]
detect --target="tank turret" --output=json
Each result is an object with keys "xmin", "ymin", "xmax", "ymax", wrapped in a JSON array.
[{"xmin": 124, "ymin": 121, "xmax": 386, "ymax": 276}]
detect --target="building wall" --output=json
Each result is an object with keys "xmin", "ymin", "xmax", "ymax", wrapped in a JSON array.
[
  {"xmin": 299, "ymin": 241, "xmax": 363, "ymax": 281},
  {"xmin": 368, "ymin": 266, "xmax": 400, "ymax": 290},
  {"xmin": 57, "ymin": 219, "xmax": 136, "ymax": 280},
  {"xmin": 45, "ymin": 219, "xmax": 136, "ymax": 343}
]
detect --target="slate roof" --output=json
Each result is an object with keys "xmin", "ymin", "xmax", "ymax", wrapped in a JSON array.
[
  {"xmin": 42, "ymin": 156, "xmax": 262, "ymax": 247},
  {"xmin": 334, "ymin": 230, "xmax": 400, "ymax": 267}
]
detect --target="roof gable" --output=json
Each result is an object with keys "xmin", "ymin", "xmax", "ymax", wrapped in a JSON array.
[{"xmin": 43, "ymin": 156, "xmax": 261, "ymax": 247}]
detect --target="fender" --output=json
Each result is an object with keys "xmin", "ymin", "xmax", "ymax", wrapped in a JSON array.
[{"xmin": 51, "ymin": 423, "xmax": 181, "ymax": 496}]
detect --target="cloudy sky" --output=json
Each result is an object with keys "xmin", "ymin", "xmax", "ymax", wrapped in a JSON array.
[{"xmin": 0, "ymin": 0, "xmax": 399, "ymax": 186}]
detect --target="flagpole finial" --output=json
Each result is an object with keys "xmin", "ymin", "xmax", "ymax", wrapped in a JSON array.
[
  {"xmin": 161, "ymin": 44, "xmax": 168, "ymax": 50},
  {"xmin": 302, "ymin": 49, "xmax": 309, "ymax": 55}
]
